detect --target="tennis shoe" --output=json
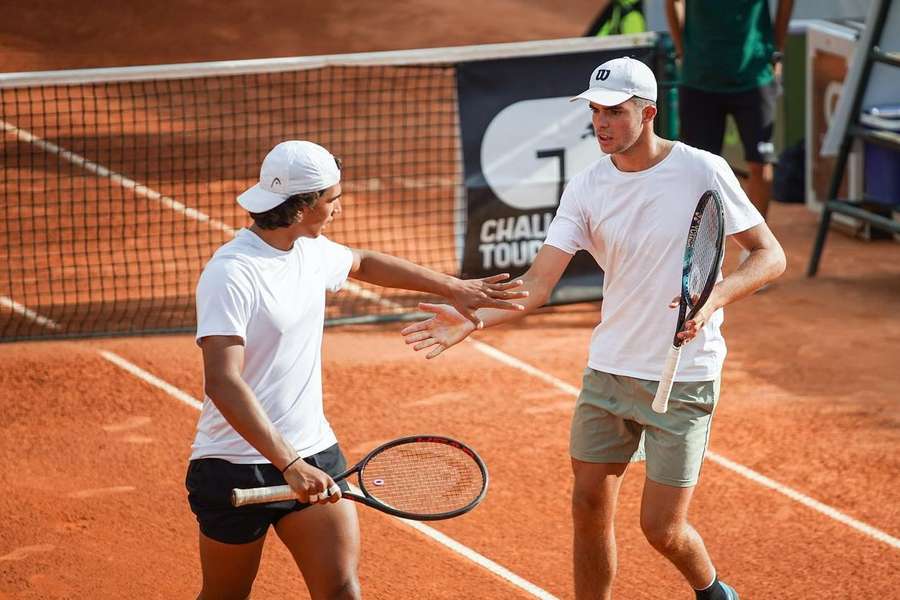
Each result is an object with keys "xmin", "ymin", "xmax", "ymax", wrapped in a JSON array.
[{"xmin": 719, "ymin": 581, "xmax": 739, "ymax": 600}]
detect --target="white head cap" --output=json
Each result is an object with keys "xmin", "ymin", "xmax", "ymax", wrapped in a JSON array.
[
  {"xmin": 237, "ymin": 140, "xmax": 341, "ymax": 213},
  {"xmin": 569, "ymin": 57, "xmax": 657, "ymax": 106}
]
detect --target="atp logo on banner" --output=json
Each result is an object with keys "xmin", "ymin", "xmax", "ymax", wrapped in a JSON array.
[{"xmin": 480, "ymin": 97, "xmax": 600, "ymax": 211}]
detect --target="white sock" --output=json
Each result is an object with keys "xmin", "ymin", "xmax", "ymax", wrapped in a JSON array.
[{"xmin": 695, "ymin": 571, "xmax": 717, "ymax": 591}]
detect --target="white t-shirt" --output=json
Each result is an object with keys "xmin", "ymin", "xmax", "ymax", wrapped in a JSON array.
[
  {"xmin": 544, "ymin": 142, "xmax": 763, "ymax": 381},
  {"xmin": 191, "ymin": 228, "xmax": 354, "ymax": 463}
]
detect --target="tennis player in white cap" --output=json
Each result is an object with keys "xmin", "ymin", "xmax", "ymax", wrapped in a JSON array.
[
  {"xmin": 187, "ymin": 140, "xmax": 526, "ymax": 600},
  {"xmin": 401, "ymin": 57, "xmax": 785, "ymax": 600}
]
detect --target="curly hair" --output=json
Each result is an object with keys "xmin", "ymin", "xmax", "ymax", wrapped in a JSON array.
[{"xmin": 249, "ymin": 190, "xmax": 324, "ymax": 230}]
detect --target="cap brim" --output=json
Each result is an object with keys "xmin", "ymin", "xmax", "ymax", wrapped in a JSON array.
[
  {"xmin": 237, "ymin": 183, "xmax": 288, "ymax": 213},
  {"xmin": 569, "ymin": 89, "xmax": 633, "ymax": 107}
]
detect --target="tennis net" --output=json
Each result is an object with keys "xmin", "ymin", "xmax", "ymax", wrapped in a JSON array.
[{"xmin": 0, "ymin": 36, "xmax": 655, "ymax": 341}]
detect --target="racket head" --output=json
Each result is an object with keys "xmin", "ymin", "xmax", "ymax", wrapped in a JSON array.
[
  {"xmin": 352, "ymin": 435, "xmax": 489, "ymax": 521},
  {"xmin": 674, "ymin": 189, "xmax": 725, "ymax": 345}
]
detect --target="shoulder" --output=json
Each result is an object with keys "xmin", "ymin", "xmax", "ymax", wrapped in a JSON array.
[
  {"xmin": 673, "ymin": 142, "xmax": 727, "ymax": 170},
  {"xmin": 199, "ymin": 242, "xmax": 257, "ymax": 287},
  {"xmin": 669, "ymin": 143, "xmax": 732, "ymax": 181}
]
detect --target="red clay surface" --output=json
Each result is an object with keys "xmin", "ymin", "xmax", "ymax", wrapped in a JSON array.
[
  {"xmin": 3, "ymin": 205, "xmax": 899, "ymax": 599},
  {"xmin": 2, "ymin": 2, "xmax": 900, "ymax": 599}
]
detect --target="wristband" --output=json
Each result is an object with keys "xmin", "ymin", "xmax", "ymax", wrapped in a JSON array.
[{"xmin": 281, "ymin": 456, "xmax": 302, "ymax": 474}]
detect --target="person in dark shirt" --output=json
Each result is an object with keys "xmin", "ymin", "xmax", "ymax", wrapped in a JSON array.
[{"xmin": 667, "ymin": 0, "xmax": 795, "ymax": 225}]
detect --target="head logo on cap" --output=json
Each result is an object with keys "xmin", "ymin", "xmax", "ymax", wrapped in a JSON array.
[{"xmin": 236, "ymin": 141, "xmax": 341, "ymax": 213}]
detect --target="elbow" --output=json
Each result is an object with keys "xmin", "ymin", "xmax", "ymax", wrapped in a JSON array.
[
  {"xmin": 769, "ymin": 245, "xmax": 787, "ymax": 281},
  {"xmin": 203, "ymin": 379, "xmax": 223, "ymax": 401}
]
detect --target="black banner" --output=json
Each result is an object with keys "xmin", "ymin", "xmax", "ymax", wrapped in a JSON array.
[{"xmin": 456, "ymin": 46, "xmax": 654, "ymax": 302}]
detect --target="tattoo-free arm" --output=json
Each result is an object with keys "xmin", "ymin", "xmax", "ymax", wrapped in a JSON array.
[
  {"xmin": 469, "ymin": 244, "xmax": 574, "ymax": 329},
  {"xmin": 199, "ymin": 335, "xmax": 298, "ymax": 470},
  {"xmin": 773, "ymin": 0, "xmax": 795, "ymax": 53},
  {"xmin": 401, "ymin": 245, "xmax": 573, "ymax": 358},
  {"xmin": 675, "ymin": 222, "xmax": 786, "ymax": 344},
  {"xmin": 348, "ymin": 248, "xmax": 527, "ymax": 326},
  {"xmin": 199, "ymin": 335, "xmax": 340, "ymax": 503},
  {"xmin": 665, "ymin": 0, "xmax": 685, "ymax": 58}
]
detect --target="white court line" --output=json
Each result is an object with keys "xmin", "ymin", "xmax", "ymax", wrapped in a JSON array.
[
  {"xmin": 2, "ymin": 118, "xmax": 234, "ymax": 333},
  {"xmin": 99, "ymin": 350, "xmax": 202, "ymax": 411},
  {"xmin": 2, "ymin": 120, "xmax": 237, "ymax": 236},
  {"xmin": 470, "ymin": 340, "xmax": 580, "ymax": 396},
  {"xmin": 98, "ymin": 349, "xmax": 559, "ymax": 600},
  {"xmin": 0, "ymin": 295, "xmax": 60, "ymax": 330},
  {"xmin": 398, "ymin": 517, "xmax": 559, "ymax": 600},
  {"xmin": 468, "ymin": 340, "xmax": 900, "ymax": 550},
  {"xmin": 710, "ymin": 452, "xmax": 900, "ymax": 549}
]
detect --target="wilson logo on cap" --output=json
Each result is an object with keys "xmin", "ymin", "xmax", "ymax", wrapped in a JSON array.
[{"xmin": 595, "ymin": 69, "xmax": 611, "ymax": 81}]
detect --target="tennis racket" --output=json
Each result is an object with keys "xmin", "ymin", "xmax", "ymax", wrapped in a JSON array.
[
  {"xmin": 651, "ymin": 189, "xmax": 725, "ymax": 414},
  {"xmin": 232, "ymin": 435, "xmax": 489, "ymax": 521}
]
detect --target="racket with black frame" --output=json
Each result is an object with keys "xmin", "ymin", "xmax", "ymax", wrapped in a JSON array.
[
  {"xmin": 651, "ymin": 189, "xmax": 725, "ymax": 414},
  {"xmin": 232, "ymin": 435, "xmax": 488, "ymax": 521}
]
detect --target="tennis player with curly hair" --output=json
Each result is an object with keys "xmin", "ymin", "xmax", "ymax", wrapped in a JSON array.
[{"xmin": 187, "ymin": 140, "xmax": 525, "ymax": 600}]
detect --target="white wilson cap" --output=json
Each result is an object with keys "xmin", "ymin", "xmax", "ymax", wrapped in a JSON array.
[
  {"xmin": 570, "ymin": 57, "xmax": 658, "ymax": 106},
  {"xmin": 237, "ymin": 140, "xmax": 341, "ymax": 213}
]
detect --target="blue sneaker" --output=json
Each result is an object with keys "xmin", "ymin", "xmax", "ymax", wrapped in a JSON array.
[{"xmin": 720, "ymin": 581, "xmax": 739, "ymax": 600}]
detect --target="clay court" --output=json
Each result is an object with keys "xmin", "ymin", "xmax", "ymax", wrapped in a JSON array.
[{"xmin": 1, "ymin": 2, "xmax": 899, "ymax": 599}]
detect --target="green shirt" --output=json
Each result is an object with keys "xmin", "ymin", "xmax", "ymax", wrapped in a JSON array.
[{"xmin": 681, "ymin": 0, "xmax": 775, "ymax": 93}]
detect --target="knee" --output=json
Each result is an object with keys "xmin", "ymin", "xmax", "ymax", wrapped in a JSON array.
[
  {"xmin": 571, "ymin": 483, "xmax": 606, "ymax": 519},
  {"xmin": 640, "ymin": 516, "xmax": 681, "ymax": 554}
]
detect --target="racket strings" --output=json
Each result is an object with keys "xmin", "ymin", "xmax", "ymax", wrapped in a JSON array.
[
  {"xmin": 685, "ymin": 201, "xmax": 723, "ymax": 309},
  {"xmin": 360, "ymin": 442, "xmax": 485, "ymax": 516}
]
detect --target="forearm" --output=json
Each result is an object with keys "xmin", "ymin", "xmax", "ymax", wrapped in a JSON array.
[
  {"xmin": 773, "ymin": 0, "xmax": 794, "ymax": 51},
  {"xmin": 665, "ymin": 0, "xmax": 684, "ymax": 57},
  {"xmin": 708, "ymin": 246, "xmax": 786, "ymax": 311},
  {"xmin": 205, "ymin": 376, "xmax": 298, "ymax": 470},
  {"xmin": 473, "ymin": 271, "xmax": 552, "ymax": 328},
  {"xmin": 351, "ymin": 249, "xmax": 453, "ymax": 296}
]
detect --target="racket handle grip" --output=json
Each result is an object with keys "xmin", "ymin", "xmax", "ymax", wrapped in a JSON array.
[
  {"xmin": 232, "ymin": 485, "xmax": 294, "ymax": 507},
  {"xmin": 651, "ymin": 345, "xmax": 682, "ymax": 414}
]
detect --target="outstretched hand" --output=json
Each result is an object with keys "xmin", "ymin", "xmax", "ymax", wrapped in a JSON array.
[
  {"xmin": 401, "ymin": 303, "xmax": 477, "ymax": 359},
  {"xmin": 447, "ymin": 273, "xmax": 527, "ymax": 328}
]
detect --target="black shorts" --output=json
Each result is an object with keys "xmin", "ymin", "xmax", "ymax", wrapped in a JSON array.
[
  {"xmin": 186, "ymin": 443, "xmax": 350, "ymax": 544},
  {"xmin": 678, "ymin": 82, "xmax": 777, "ymax": 163}
]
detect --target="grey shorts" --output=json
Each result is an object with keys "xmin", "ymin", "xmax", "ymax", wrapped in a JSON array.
[{"xmin": 570, "ymin": 369, "xmax": 720, "ymax": 487}]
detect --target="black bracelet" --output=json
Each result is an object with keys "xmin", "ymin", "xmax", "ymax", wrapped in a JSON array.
[{"xmin": 281, "ymin": 456, "xmax": 302, "ymax": 474}]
